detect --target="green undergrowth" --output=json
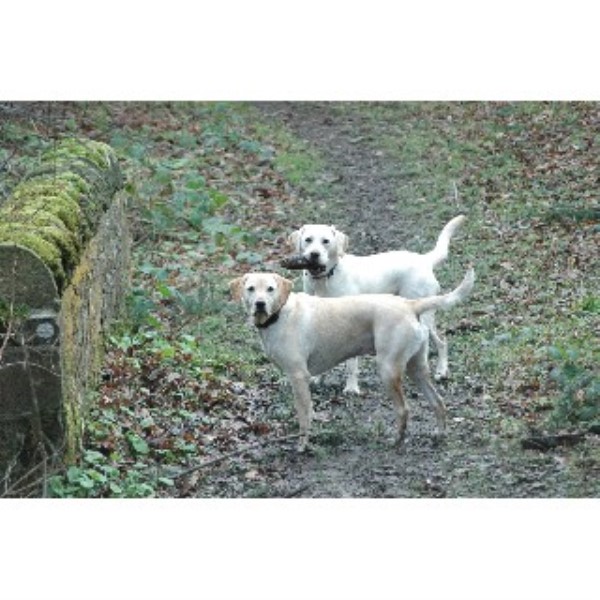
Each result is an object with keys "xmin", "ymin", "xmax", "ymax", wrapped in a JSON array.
[{"xmin": 34, "ymin": 102, "xmax": 296, "ymax": 497}]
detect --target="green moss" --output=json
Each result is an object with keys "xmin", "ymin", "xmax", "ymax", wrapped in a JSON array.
[
  {"xmin": 41, "ymin": 155, "xmax": 103, "ymax": 176},
  {"xmin": 55, "ymin": 171, "xmax": 93, "ymax": 195},
  {"xmin": 41, "ymin": 139, "xmax": 123, "ymax": 194},
  {"xmin": 0, "ymin": 137, "xmax": 123, "ymax": 289},
  {"xmin": 40, "ymin": 224, "xmax": 77, "ymax": 268},
  {"xmin": 0, "ymin": 226, "xmax": 65, "ymax": 284},
  {"xmin": 16, "ymin": 204, "xmax": 79, "ymax": 235},
  {"xmin": 36, "ymin": 158, "xmax": 119, "ymax": 220},
  {"xmin": 7, "ymin": 186, "xmax": 83, "ymax": 232},
  {"xmin": 12, "ymin": 177, "xmax": 80, "ymax": 203},
  {"xmin": 0, "ymin": 211, "xmax": 81, "ymax": 284},
  {"xmin": 42, "ymin": 138, "xmax": 115, "ymax": 171},
  {"xmin": 13, "ymin": 212, "xmax": 80, "ymax": 264},
  {"xmin": 27, "ymin": 171, "xmax": 92, "ymax": 197}
]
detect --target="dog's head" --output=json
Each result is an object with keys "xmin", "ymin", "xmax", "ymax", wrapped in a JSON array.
[
  {"xmin": 229, "ymin": 272, "xmax": 293, "ymax": 327},
  {"xmin": 288, "ymin": 224, "xmax": 348, "ymax": 272}
]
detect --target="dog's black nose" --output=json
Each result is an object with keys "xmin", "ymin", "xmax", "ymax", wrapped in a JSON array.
[
  {"xmin": 310, "ymin": 251, "xmax": 320, "ymax": 261},
  {"xmin": 255, "ymin": 300, "xmax": 267, "ymax": 312}
]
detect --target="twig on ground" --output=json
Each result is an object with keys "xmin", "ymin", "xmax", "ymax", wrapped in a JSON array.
[
  {"xmin": 452, "ymin": 180, "xmax": 460, "ymax": 206},
  {"xmin": 1, "ymin": 459, "xmax": 47, "ymax": 498},
  {"xmin": 521, "ymin": 432, "xmax": 586, "ymax": 451},
  {"xmin": 283, "ymin": 483, "xmax": 311, "ymax": 498},
  {"xmin": 0, "ymin": 147, "xmax": 18, "ymax": 173},
  {"xmin": 172, "ymin": 432, "xmax": 303, "ymax": 479}
]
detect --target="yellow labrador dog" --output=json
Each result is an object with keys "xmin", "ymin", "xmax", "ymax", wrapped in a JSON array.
[
  {"xmin": 230, "ymin": 267, "xmax": 474, "ymax": 452},
  {"xmin": 288, "ymin": 215, "xmax": 465, "ymax": 391}
]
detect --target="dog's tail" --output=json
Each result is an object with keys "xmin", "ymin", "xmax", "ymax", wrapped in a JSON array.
[
  {"xmin": 426, "ymin": 215, "xmax": 466, "ymax": 268},
  {"xmin": 411, "ymin": 267, "xmax": 475, "ymax": 315}
]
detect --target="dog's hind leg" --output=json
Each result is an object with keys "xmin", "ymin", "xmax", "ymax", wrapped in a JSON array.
[
  {"xmin": 420, "ymin": 310, "xmax": 448, "ymax": 380},
  {"xmin": 406, "ymin": 348, "xmax": 447, "ymax": 437},
  {"xmin": 377, "ymin": 359, "xmax": 409, "ymax": 444}
]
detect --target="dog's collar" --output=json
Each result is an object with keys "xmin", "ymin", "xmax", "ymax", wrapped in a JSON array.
[
  {"xmin": 255, "ymin": 311, "xmax": 280, "ymax": 329},
  {"xmin": 309, "ymin": 264, "xmax": 337, "ymax": 280}
]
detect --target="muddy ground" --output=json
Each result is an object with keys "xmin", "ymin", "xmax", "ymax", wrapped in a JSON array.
[{"xmin": 193, "ymin": 102, "xmax": 598, "ymax": 498}]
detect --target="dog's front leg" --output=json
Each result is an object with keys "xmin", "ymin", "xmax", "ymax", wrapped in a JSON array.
[
  {"xmin": 343, "ymin": 357, "xmax": 361, "ymax": 394},
  {"xmin": 289, "ymin": 371, "xmax": 313, "ymax": 452}
]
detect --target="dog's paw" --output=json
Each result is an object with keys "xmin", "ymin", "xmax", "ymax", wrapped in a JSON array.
[
  {"xmin": 310, "ymin": 375, "xmax": 324, "ymax": 389},
  {"xmin": 296, "ymin": 436, "xmax": 309, "ymax": 453},
  {"xmin": 393, "ymin": 434, "xmax": 408, "ymax": 453},
  {"xmin": 434, "ymin": 370, "xmax": 449, "ymax": 382},
  {"xmin": 434, "ymin": 358, "xmax": 449, "ymax": 381},
  {"xmin": 431, "ymin": 434, "xmax": 446, "ymax": 448},
  {"xmin": 343, "ymin": 382, "xmax": 361, "ymax": 395}
]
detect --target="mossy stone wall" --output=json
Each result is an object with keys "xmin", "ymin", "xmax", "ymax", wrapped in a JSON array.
[
  {"xmin": 60, "ymin": 190, "xmax": 130, "ymax": 460},
  {"xmin": 0, "ymin": 138, "xmax": 130, "ymax": 476}
]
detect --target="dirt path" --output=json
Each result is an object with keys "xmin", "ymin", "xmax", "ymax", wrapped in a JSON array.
[
  {"xmin": 195, "ymin": 102, "xmax": 597, "ymax": 498},
  {"xmin": 258, "ymin": 102, "xmax": 413, "ymax": 251}
]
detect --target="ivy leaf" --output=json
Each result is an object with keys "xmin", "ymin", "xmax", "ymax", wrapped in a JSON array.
[{"xmin": 127, "ymin": 433, "xmax": 150, "ymax": 456}]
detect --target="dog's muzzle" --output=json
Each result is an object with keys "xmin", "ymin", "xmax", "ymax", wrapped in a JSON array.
[
  {"xmin": 303, "ymin": 250, "xmax": 326, "ymax": 268},
  {"xmin": 254, "ymin": 300, "xmax": 268, "ymax": 315},
  {"xmin": 252, "ymin": 300, "xmax": 280, "ymax": 328}
]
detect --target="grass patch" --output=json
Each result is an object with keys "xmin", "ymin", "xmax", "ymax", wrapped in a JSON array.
[
  {"xmin": 327, "ymin": 102, "xmax": 599, "ymax": 436},
  {"xmin": 249, "ymin": 114, "xmax": 340, "ymax": 219}
]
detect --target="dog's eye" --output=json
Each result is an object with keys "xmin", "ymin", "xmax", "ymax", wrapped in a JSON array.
[
  {"xmin": 247, "ymin": 286, "xmax": 255, "ymax": 293},
  {"xmin": 322, "ymin": 238, "xmax": 330, "ymax": 245},
  {"xmin": 267, "ymin": 285, "xmax": 275, "ymax": 293},
  {"xmin": 304, "ymin": 237, "xmax": 313, "ymax": 244}
]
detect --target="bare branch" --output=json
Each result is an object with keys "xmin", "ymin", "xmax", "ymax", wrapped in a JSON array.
[
  {"xmin": 172, "ymin": 432, "xmax": 304, "ymax": 479},
  {"xmin": 452, "ymin": 180, "xmax": 460, "ymax": 206}
]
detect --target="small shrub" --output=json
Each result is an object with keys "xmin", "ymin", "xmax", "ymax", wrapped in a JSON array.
[
  {"xmin": 47, "ymin": 449, "xmax": 170, "ymax": 498},
  {"xmin": 579, "ymin": 296, "xmax": 600, "ymax": 314},
  {"xmin": 547, "ymin": 345, "xmax": 600, "ymax": 429}
]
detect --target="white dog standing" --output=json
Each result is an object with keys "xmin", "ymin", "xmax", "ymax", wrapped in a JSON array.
[
  {"xmin": 288, "ymin": 215, "xmax": 465, "ymax": 392},
  {"xmin": 230, "ymin": 268, "xmax": 474, "ymax": 452}
]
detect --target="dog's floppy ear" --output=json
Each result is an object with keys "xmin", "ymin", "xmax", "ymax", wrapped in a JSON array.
[
  {"xmin": 288, "ymin": 227, "xmax": 303, "ymax": 252},
  {"xmin": 274, "ymin": 275, "xmax": 294, "ymax": 310},
  {"xmin": 332, "ymin": 227, "xmax": 349, "ymax": 257},
  {"xmin": 229, "ymin": 276, "xmax": 246, "ymax": 302}
]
